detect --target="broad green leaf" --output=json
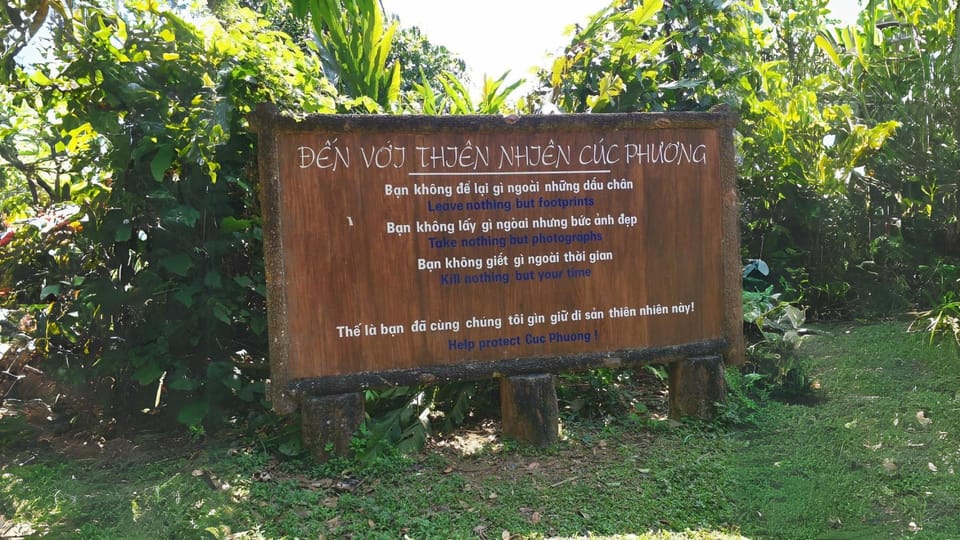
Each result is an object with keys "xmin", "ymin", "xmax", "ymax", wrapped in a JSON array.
[
  {"xmin": 278, "ymin": 438, "xmax": 302, "ymax": 456},
  {"xmin": 251, "ymin": 315, "xmax": 267, "ymax": 335},
  {"xmin": 176, "ymin": 402, "xmax": 208, "ymax": 426},
  {"xmin": 631, "ymin": 0, "xmax": 663, "ymax": 26},
  {"xmin": 212, "ymin": 301, "xmax": 231, "ymax": 324},
  {"xmin": 221, "ymin": 216, "xmax": 251, "ymax": 233},
  {"xmin": 40, "ymin": 283, "xmax": 61, "ymax": 299},
  {"xmin": 150, "ymin": 145, "xmax": 174, "ymax": 182},
  {"xmin": 815, "ymin": 35, "xmax": 842, "ymax": 69},
  {"xmin": 161, "ymin": 253, "xmax": 193, "ymax": 276},
  {"xmin": 29, "ymin": 71, "xmax": 53, "ymax": 86},
  {"xmin": 162, "ymin": 205, "xmax": 201, "ymax": 228},
  {"xmin": 385, "ymin": 61, "xmax": 401, "ymax": 107},
  {"xmin": 134, "ymin": 363, "xmax": 165, "ymax": 385},
  {"xmin": 114, "ymin": 221, "xmax": 132, "ymax": 242},
  {"xmin": 205, "ymin": 271, "xmax": 223, "ymax": 289},
  {"xmin": 173, "ymin": 287, "xmax": 195, "ymax": 307},
  {"xmin": 168, "ymin": 373, "xmax": 202, "ymax": 391}
]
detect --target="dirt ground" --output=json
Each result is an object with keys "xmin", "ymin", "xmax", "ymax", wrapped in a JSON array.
[{"xmin": 3, "ymin": 364, "xmax": 672, "ymax": 490}]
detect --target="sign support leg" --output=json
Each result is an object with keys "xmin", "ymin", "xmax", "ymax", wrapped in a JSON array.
[
  {"xmin": 301, "ymin": 393, "xmax": 364, "ymax": 461},
  {"xmin": 668, "ymin": 355, "xmax": 726, "ymax": 420},
  {"xmin": 500, "ymin": 374, "xmax": 559, "ymax": 447}
]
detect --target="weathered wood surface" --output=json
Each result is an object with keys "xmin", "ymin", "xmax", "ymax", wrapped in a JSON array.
[
  {"xmin": 287, "ymin": 338, "xmax": 726, "ymax": 397},
  {"xmin": 500, "ymin": 374, "xmax": 559, "ymax": 447},
  {"xmin": 300, "ymin": 393, "xmax": 364, "ymax": 461},
  {"xmin": 251, "ymin": 104, "xmax": 742, "ymax": 409},
  {"xmin": 668, "ymin": 355, "xmax": 726, "ymax": 420}
]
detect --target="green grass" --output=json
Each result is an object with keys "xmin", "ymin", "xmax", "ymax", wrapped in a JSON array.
[
  {"xmin": 1, "ymin": 321, "xmax": 958, "ymax": 539},
  {"xmin": 728, "ymin": 321, "xmax": 960, "ymax": 539}
]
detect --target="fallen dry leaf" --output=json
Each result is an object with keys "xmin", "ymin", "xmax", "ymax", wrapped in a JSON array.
[
  {"xmin": 530, "ymin": 511, "xmax": 542, "ymax": 524},
  {"xmin": 313, "ymin": 478, "xmax": 335, "ymax": 489},
  {"xmin": 549, "ymin": 477, "xmax": 578, "ymax": 488}
]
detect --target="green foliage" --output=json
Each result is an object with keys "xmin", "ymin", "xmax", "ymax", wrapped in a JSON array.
[
  {"xmin": 232, "ymin": 0, "xmax": 313, "ymax": 48},
  {"xmin": 289, "ymin": 0, "xmax": 523, "ymax": 114},
  {"xmin": 535, "ymin": 0, "xmax": 902, "ymax": 318},
  {"xmin": 387, "ymin": 23, "xmax": 467, "ymax": 96},
  {"xmin": 1, "ymin": 0, "xmax": 525, "ymax": 445},
  {"xmin": 0, "ymin": 1, "xmax": 337, "ymax": 426},
  {"xmin": 716, "ymin": 369, "xmax": 767, "ymax": 427},
  {"xmin": 729, "ymin": 322, "xmax": 960, "ymax": 538},
  {"xmin": 293, "ymin": 0, "xmax": 400, "ymax": 109},
  {"xmin": 741, "ymin": 259, "xmax": 815, "ymax": 400},
  {"xmin": 0, "ymin": 0, "xmax": 71, "ymax": 80},
  {"xmin": 817, "ymin": 0, "xmax": 960, "ymax": 319},
  {"xmin": 734, "ymin": 2, "xmax": 899, "ymax": 316},
  {"xmin": 3, "ymin": 0, "xmax": 957, "ymax": 461},
  {"xmin": 355, "ymin": 381, "xmax": 497, "ymax": 462},
  {"xmin": 540, "ymin": 0, "xmax": 743, "ymax": 113},
  {"xmin": 557, "ymin": 367, "xmax": 654, "ymax": 420},
  {"xmin": 6, "ymin": 322, "xmax": 960, "ymax": 538},
  {"xmin": 909, "ymin": 261, "xmax": 960, "ymax": 343},
  {"xmin": 407, "ymin": 70, "xmax": 524, "ymax": 115},
  {"xmin": 912, "ymin": 296, "xmax": 960, "ymax": 344}
]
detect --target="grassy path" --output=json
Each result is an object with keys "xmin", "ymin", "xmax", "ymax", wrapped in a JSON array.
[
  {"xmin": 1, "ymin": 321, "xmax": 958, "ymax": 538},
  {"xmin": 728, "ymin": 321, "xmax": 960, "ymax": 539}
]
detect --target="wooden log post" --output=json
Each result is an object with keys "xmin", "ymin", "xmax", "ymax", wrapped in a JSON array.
[
  {"xmin": 500, "ymin": 374, "xmax": 559, "ymax": 447},
  {"xmin": 301, "ymin": 393, "xmax": 364, "ymax": 462},
  {"xmin": 668, "ymin": 355, "xmax": 726, "ymax": 420}
]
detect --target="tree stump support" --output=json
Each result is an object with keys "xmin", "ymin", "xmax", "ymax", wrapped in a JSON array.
[
  {"xmin": 668, "ymin": 355, "xmax": 726, "ymax": 420},
  {"xmin": 500, "ymin": 373, "xmax": 559, "ymax": 447},
  {"xmin": 301, "ymin": 392, "xmax": 364, "ymax": 462}
]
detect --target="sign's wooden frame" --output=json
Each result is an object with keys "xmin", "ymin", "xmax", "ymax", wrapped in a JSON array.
[{"xmin": 252, "ymin": 104, "xmax": 743, "ymax": 414}]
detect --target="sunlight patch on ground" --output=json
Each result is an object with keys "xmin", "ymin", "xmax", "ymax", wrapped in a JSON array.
[
  {"xmin": 432, "ymin": 420, "xmax": 502, "ymax": 456},
  {"xmin": 0, "ymin": 518, "xmax": 36, "ymax": 539}
]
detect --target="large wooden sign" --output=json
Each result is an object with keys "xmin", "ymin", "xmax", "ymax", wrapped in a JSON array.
[{"xmin": 252, "ymin": 106, "xmax": 743, "ymax": 412}]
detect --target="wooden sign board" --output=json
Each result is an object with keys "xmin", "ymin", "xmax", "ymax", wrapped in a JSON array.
[{"xmin": 252, "ymin": 106, "xmax": 743, "ymax": 412}]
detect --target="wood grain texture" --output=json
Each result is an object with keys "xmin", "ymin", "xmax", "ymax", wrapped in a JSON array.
[
  {"xmin": 500, "ymin": 374, "xmax": 559, "ymax": 447},
  {"xmin": 251, "ymin": 106, "xmax": 742, "ymax": 399}
]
